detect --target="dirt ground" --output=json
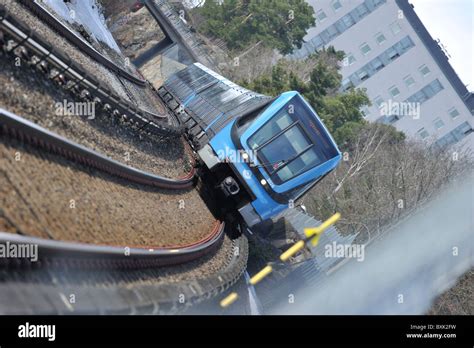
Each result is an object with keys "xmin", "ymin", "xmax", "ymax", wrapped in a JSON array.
[
  {"xmin": 104, "ymin": 3, "xmax": 166, "ymax": 61},
  {"xmin": 0, "ymin": 137, "xmax": 215, "ymax": 247}
]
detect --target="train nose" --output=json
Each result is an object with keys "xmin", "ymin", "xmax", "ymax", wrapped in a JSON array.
[{"xmin": 220, "ymin": 176, "xmax": 240, "ymax": 196}]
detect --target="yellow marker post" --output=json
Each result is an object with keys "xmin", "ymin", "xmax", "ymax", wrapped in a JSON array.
[
  {"xmin": 280, "ymin": 240, "xmax": 305, "ymax": 262},
  {"xmin": 304, "ymin": 212, "xmax": 341, "ymax": 246},
  {"xmin": 220, "ymin": 292, "xmax": 239, "ymax": 308},
  {"xmin": 218, "ymin": 213, "xmax": 342, "ymax": 309},
  {"xmin": 249, "ymin": 265, "xmax": 273, "ymax": 285}
]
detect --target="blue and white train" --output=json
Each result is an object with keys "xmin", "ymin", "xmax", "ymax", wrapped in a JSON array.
[{"xmin": 158, "ymin": 63, "xmax": 341, "ymax": 227}]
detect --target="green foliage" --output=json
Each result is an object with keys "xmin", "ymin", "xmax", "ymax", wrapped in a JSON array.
[
  {"xmin": 333, "ymin": 121, "xmax": 366, "ymax": 146},
  {"xmin": 243, "ymin": 64, "xmax": 302, "ymax": 95},
  {"xmin": 195, "ymin": 0, "xmax": 315, "ymax": 54},
  {"xmin": 304, "ymin": 60, "xmax": 342, "ymax": 108}
]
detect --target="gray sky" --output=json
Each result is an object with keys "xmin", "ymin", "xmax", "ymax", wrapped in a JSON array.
[{"xmin": 410, "ymin": 0, "xmax": 473, "ymax": 91}]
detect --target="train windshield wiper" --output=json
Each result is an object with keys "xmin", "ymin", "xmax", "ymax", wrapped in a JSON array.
[
  {"xmin": 254, "ymin": 152, "xmax": 301, "ymax": 170},
  {"xmin": 254, "ymin": 143, "xmax": 314, "ymax": 173}
]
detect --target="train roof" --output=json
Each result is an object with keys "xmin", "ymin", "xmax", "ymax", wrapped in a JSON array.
[{"xmin": 164, "ymin": 63, "xmax": 272, "ymax": 146}]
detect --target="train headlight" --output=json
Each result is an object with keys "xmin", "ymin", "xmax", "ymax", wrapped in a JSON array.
[
  {"xmin": 260, "ymin": 179, "xmax": 267, "ymax": 186},
  {"xmin": 220, "ymin": 176, "xmax": 240, "ymax": 196}
]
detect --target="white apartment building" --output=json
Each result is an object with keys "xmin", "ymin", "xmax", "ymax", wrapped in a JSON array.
[{"xmin": 290, "ymin": 0, "xmax": 474, "ymax": 150}]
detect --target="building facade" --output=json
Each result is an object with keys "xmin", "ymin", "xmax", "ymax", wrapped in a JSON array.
[{"xmin": 290, "ymin": 0, "xmax": 473, "ymax": 150}]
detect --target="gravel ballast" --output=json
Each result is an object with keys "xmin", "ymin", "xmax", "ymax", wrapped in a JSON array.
[
  {"xmin": 0, "ymin": 45, "xmax": 189, "ymax": 178},
  {"xmin": 0, "ymin": 137, "xmax": 215, "ymax": 247}
]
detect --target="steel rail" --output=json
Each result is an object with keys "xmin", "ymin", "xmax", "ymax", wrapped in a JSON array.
[
  {"xmin": 0, "ymin": 5, "xmax": 182, "ymax": 137},
  {"xmin": 0, "ymin": 108, "xmax": 195, "ymax": 189},
  {"xmin": 0, "ymin": 221, "xmax": 224, "ymax": 264},
  {"xmin": 0, "ymin": 229, "xmax": 249, "ymax": 315}
]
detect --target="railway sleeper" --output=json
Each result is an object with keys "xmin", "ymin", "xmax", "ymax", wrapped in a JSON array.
[{"xmin": 0, "ymin": 13, "xmax": 182, "ymax": 137}]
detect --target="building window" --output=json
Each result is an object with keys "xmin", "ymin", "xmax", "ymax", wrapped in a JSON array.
[
  {"xmin": 316, "ymin": 10, "xmax": 327, "ymax": 23},
  {"xmin": 452, "ymin": 122, "xmax": 473, "ymax": 141},
  {"xmin": 310, "ymin": 35, "xmax": 324, "ymax": 50},
  {"xmin": 375, "ymin": 32, "xmax": 387, "ymax": 45},
  {"xmin": 403, "ymin": 75, "xmax": 415, "ymax": 88},
  {"xmin": 355, "ymin": 3, "xmax": 370, "ymax": 18},
  {"xmin": 342, "ymin": 36, "xmax": 414, "ymax": 90},
  {"xmin": 417, "ymin": 128, "xmax": 429, "ymax": 140},
  {"xmin": 389, "ymin": 86, "xmax": 401, "ymax": 98},
  {"xmin": 406, "ymin": 79, "xmax": 444, "ymax": 104},
  {"xmin": 390, "ymin": 21, "xmax": 402, "ymax": 35},
  {"xmin": 371, "ymin": 57, "xmax": 385, "ymax": 71},
  {"xmin": 340, "ymin": 14, "xmax": 355, "ymax": 29},
  {"xmin": 344, "ymin": 53, "xmax": 356, "ymax": 66},
  {"xmin": 433, "ymin": 118, "xmax": 445, "ymax": 130},
  {"xmin": 419, "ymin": 64, "xmax": 431, "ymax": 77},
  {"xmin": 453, "ymin": 121, "xmax": 473, "ymax": 141},
  {"xmin": 435, "ymin": 122, "xmax": 473, "ymax": 148},
  {"xmin": 341, "ymin": 78, "xmax": 353, "ymax": 91},
  {"xmin": 434, "ymin": 132, "xmax": 456, "ymax": 148},
  {"xmin": 358, "ymin": 69, "xmax": 369, "ymax": 81},
  {"xmin": 325, "ymin": 26, "xmax": 339, "ymax": 40},
  {"xmin": 374, "ymin": 96, "xmax": 384, "ymax": 108},
  {"xmin": 361, "ymin": 106, "xmax": 370, "ymax": 118},
  {"xmin": 360, "ymin": 42, "xmax": 371, "ymax": 55},
  {"xmin": 425, "ymin": 79, "xmax": 443, "ymax": 97},
  {"xmin": 387, "ymin": 47, "xmax": 400, "ymax": 60},
  {"xmin": 448, "ymin": 107, "xmax": 460, "ymax": 119},
  {"xmin": 377, "ymin": 114, "xmax": 401, "ymax": 124},
  {"xmin": 291, "ymin": 0, "xmax": 390, "ymax": 60},
  {"xmin": 332, "ymin": 0, "xmax": 342, "ymax": 11}
]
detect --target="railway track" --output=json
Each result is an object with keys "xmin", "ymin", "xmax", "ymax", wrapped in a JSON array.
[
  {"xmin": 0, "ymin": 3, "xmax": 250, "ymax": 313},
  {"xmin": 0, "ymin": 107, "xmax": 195, "ymax": 189},
  {"xmin": 144, "ymin": 0, "xmax": 217, "ymax": 68},
  {"xmin": 0, "ymin": 223, "xmax": 249, "ymax": 314},
  {"xmin": 0, "ymin": 107, "xmax": 249, "ymax": 313},
  {"xmin": 0, "ymin": 220, "xmax": 225, "ymax": 268},
  {"xmin": 18, "ymin": 0, "xmax": 147, "ymax": 87},
  {"xmin": 0, "ymin": 5, "xmax": 182, "ymax": 138}
]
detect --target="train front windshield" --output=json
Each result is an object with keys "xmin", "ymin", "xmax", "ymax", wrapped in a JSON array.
[{"xmin": 248, "ymin": 96, "xmax": 336, "ymax": 185}]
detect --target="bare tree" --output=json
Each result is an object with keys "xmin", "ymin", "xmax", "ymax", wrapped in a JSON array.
[
  {"xmin": 304, "ymin": 123, "xmax": 472, "ymax": 241},
  {"xmin": 332, "ymin": 124, "xmax": 388, "ymax": 193}
]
